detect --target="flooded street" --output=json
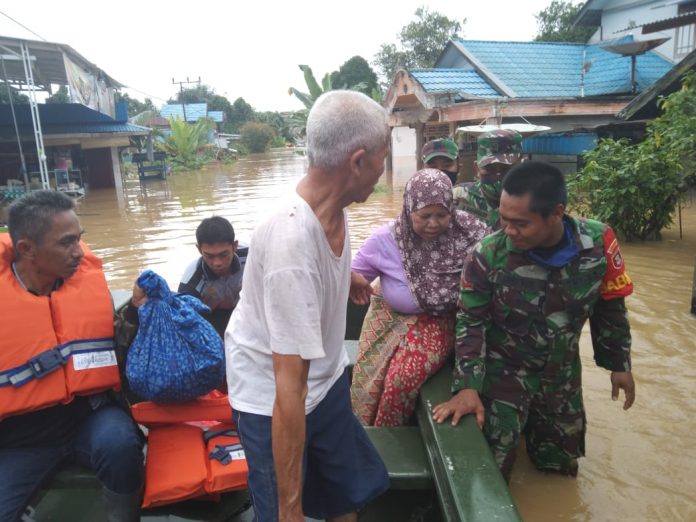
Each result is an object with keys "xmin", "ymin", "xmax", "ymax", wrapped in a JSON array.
[{"xmin": 75, "ymin": 150, "xmax": 695, "ymax": 521}]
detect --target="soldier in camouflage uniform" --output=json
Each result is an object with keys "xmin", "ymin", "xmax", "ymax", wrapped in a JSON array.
[
  {"xmin": 453, "ymin": 129, "xmax": 523, "ymax": 230},
  {"xmin": 433, "ymin": 160, "xmax": 636, "ymax": 481},
  {"xmin": 421, "ymin": 138, "xmax": 460, "ymax": 186}
]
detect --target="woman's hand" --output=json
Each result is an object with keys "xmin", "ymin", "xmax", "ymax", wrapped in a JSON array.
[
  {"xmin": 350, "ymin": 272, "xmax": 373, "ymax": 305},
  {"xmin": 131, "ymin": 282, "xmax": 148, "ymax": 308}
]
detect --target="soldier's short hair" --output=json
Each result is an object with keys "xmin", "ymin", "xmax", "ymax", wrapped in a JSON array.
[
  {"xmin": 503, "ymin": 160, "xmax": 567, "ymax": 218},
  {"xmin": 8, "ymin": 190, "xmax": 75, "ymax": 247}
]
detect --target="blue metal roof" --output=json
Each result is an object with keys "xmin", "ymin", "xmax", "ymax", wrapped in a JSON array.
[
  {"xmin": 0, "ymin": 104, "xmax": 149, "ymax": 136},
  {"xmin": 160, "ymin": 103, "xmax": 208, "ymax": 122},
  {"xmin": 410, "ymin": 69, "xmax": 500, "ymax": 97},
  {"xmin": 41, "ymin": 123, "xmax": 150, "ymax": 135},
  {"xmin": 207, "ymin": 110, "xmax": 225, "ymax": 123},
  {"xmin": 523, "ymin": 132, "xmax": 598, "ymax": 155},
  {"xmin": 453, "ymin": 36, "xmax": 672, "ymax": 98}
]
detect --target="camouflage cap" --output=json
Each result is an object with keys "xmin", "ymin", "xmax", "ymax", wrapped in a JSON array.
[
  {"xmin": 421, "ymin": 138, "xmax": 459, "ymax": 164},
  {"xmin": 477, "ymin": 129, "xmax": 523, "ymax": 168}
]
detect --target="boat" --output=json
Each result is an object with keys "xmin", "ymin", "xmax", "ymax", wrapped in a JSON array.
[{"xmin": 24, "ymin": 291, "xmax": 520, "ymax": 521}]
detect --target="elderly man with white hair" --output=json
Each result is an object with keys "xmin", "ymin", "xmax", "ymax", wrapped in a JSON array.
[{"xmin": 225, "ymin": 90, "xmax": 391, "ymax": 522}]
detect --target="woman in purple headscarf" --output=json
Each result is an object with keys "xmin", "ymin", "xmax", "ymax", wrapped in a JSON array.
[{"xmin": 350, "ymin": 169, "xmax": 488, "ymax": 426}]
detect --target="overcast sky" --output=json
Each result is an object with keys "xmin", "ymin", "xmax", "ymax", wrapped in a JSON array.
[{"xmin": 0, "ymin": 0, "xmax": 560, "ymax": 112}]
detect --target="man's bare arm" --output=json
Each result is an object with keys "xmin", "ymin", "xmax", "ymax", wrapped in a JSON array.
[{"xmin": 272, "ymin": 353, "xmax": 310, "ymax": 522}]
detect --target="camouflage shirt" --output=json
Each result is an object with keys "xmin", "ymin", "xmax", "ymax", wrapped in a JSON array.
[
  {"xmin": 454, "ymin": 181, "xmax": 501, "ymax": 231},
  {"xmin": 452, "ymin": 217, "xmax": 633, "ymax": 408}
]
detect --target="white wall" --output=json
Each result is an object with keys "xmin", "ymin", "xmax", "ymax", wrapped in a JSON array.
[
  {"xmin": 391, "ymin": 127, "xmax": 417, "ymax": 188},
  {"xmin": 599, "ymin": 1, "xmax": 682, "ymax": 62}
]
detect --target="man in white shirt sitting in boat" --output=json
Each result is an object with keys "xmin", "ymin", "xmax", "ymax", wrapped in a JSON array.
[{"xmin": 225, "ymin": 90, "xmax": 391, "ymax": 522}]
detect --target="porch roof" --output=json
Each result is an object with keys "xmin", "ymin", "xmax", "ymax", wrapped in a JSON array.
[{"xmin": 0, "ymin": 103, "xmax": 149, "ymax": 139}]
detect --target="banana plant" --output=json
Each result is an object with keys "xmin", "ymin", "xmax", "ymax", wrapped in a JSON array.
[{"xmin": 158, "ymin": 116, "xmax": 215, "ymax": 169}]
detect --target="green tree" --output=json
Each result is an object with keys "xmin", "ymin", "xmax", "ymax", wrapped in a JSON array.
[
  {"xmin": 227, "ymin": 97, "xmax": 256, "ymax": 133},
  {"xmin": 240, "ymin": 121, "xmax": 276, "ymax": 153},
  {"xmin": 256, "ymin": 111, "xmax": 292, "ymax": 142},
  {"xmin": 534, "ymin": 0, "xmax": 596, "ymax": 43},
  {"xmin": 0, "ymin": 85, "xmax": 29, "ymax": 104},
  {"xmin": 330, "ymin": 56, "xmax": 379, "ymax": 97},
  {"xmin": 373, "ymin": 7, "xmax": 465, "ymax": 85},
  {"xmin": 570, "ymin": 72, "xmax": 696, "ymax": 241},
  {"xmin": 45, "ymin": 85, "xmax": 70, "ymax": 104},
  {"xmin": 114, "ymin": 92, "xmax": 156, "ymax": 117}
]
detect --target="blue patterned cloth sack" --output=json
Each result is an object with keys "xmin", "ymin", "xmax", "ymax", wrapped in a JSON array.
[{"xmin": 126, "ymin": 270, "xmax": 225, "ymax": 402}]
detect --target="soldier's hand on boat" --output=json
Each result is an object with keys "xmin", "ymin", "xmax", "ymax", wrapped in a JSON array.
[
  {"xmin": 610, "ymin": 371, "xmax": 635, "ymax": 410},
  {"xmin": 131, "ymin": 282, "xmax": 148, "ymax": 308},
  {"xmin": 349, "ymin": 271, "xmax": 374, "ymax": 305},
  {"xmin": 432, "ymin": 389, "xmax": 485, "ymax": 428}
]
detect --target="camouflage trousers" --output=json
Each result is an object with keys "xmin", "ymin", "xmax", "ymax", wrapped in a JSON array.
[{"xmin": 481, "ymin": 386, "xmax": 586, "ymax": 482}]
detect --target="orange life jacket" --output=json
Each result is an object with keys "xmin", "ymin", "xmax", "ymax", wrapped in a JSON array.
[
  {"xmin": 0, "ymin": 233, "xmax": 121, "ymax": 420},
  {"xmin": 139, "ymin": 397, "xmax": 248, "ymax": 509},
  {"xmin": 131, "ymin": 393, "xmax": 232, "ymax": 426}
]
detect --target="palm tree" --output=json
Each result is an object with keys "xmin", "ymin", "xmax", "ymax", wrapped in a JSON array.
[{"xmin": 287, "ymin": 65, "xmax": 368, "ymax": 139}]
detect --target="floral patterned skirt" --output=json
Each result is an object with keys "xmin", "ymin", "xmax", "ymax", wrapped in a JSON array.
[{"xmin": 350, "ymin": 294, "xmax": 454, "ymax": 427}]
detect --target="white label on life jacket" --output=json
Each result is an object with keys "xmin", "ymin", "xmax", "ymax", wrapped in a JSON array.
[
  {"xmin": 228, "ymin": 449, "xmax": 246, "ymax": 461},
  {"xmin": 72, "ymin": 350, "xmax": 118, "ymax": 370}
]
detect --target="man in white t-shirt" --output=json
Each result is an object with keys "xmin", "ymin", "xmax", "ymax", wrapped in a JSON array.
[{"xmin": 226, "ymin": 90, "xmax": 391, "ymax": 522}]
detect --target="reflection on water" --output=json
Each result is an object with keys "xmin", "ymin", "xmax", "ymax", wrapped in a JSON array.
[{"xmin": 76, "ymin": 150, "xmax": 695, "ymax": 521}]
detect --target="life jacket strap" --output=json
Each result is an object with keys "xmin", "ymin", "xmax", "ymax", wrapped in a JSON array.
[
  {"xmin": 0, "ymin": 337, "xmax": 114, "ymax": 388},
  {"xmin": 203, "ymin": 428, "xmax": 239, "ymax": 443},
  {"xmin": 208, "ymin": 442, "xmax": 244, "ymax": 465}
]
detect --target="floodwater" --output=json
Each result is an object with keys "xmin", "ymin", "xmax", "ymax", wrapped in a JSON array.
[{"xmin": 75, "ymin": 149, "xmax": 695, "ymax": 521}]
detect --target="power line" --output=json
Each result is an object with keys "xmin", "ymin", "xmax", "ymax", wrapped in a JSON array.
[
  {"xmin": 123, "ymin": 85, "xmax": 169, "ymax": 104},
  {"xmin": 0, "ymin": 10, "xmax": 47, "ymax": 42}
]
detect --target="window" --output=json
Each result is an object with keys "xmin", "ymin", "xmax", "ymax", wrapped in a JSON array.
[{"xmin": 675, "ymin": 23, "xmax": 696, "ymax": 57}]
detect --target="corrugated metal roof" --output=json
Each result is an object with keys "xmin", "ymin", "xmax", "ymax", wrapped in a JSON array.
[
  {"xmin": 207, "ymin": 111, "xmax": 225, "ymax": 123},
  {"xmin": 40, "ymin": 123, "xmax": 150, "ymax": 135},
  {"xmin": 410, "ymin": 69, "xmax": 501, "ymax": 97},
  {"xmin": 0, "ymin": 104, "xmax": 149, "ymax": 136},
  {"xmin": 454, "ymin": 36, "xmax": 672, "ymax": 97},
  {"xmin": 160, "ymin": 103, "xmax": 208, "ymax": 122}
]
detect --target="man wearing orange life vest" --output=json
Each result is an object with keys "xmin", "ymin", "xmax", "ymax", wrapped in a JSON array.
[{"xmin": 0, "ymin": 191, "xmax": 144, "ymax": 522}]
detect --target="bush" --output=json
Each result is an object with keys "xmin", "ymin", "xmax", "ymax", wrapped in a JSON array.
[
  {"xmin": 240, "ymin": 122, "xmax": 276, "ymax": 153},
  {"xmin": 569, "ymin": 139, "xmax": 681, "ymax": 240},
  {"xmin": 570, "ymin": 72, "xmax": 696, "ymax": 241}
]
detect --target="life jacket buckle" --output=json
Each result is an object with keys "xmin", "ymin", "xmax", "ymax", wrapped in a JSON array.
[
  {"xmin": 208, "ymin": 446, "xmax": 232, "ymax": 465},
  {"xmin": 27, "ymin": 348, "xmax": 66, "ymax": 378}
]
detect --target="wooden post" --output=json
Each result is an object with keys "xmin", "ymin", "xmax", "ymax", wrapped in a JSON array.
[
  {"xmin": 691, "ymin": 256, "xmax": 696, "ymax": 315},
  {"xmin": 415, "ymin": 125, "xmax": 425, "ymax": 170}
]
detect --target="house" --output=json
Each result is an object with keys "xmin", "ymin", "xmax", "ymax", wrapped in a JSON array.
[
  {"xmin": 573, "ymin": 0, "xmax": 696, "ymax": 62},
  {"xmin": 159, "ymin": 104, "xmax": 225, "ymax": 129},
  {"xmin": 384, "ymin": 36, "xmax": 673, "ymax": 180},
  {"xmin": 0, "ymin": 35, "xmax": 149, "ymax": 193}
]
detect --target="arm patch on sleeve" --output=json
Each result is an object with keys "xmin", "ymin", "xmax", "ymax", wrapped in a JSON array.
[{"xmin": 599, "ymin": 227, "xmax": 634, "ymax": 300}]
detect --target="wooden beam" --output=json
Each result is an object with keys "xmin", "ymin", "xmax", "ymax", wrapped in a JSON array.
[{"xmin": 442, "ymin": 98, "xmax": 630, "ymax": 123}]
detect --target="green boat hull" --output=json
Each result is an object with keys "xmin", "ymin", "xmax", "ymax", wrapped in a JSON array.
[{"xmin": 24, "ymin": 293, "xmax": 520, "ymax": 521}]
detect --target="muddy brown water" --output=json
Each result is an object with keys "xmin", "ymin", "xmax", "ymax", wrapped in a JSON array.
[{"xmin": 75, "ymin": 149, "xmax": 695, "ymax": 521}]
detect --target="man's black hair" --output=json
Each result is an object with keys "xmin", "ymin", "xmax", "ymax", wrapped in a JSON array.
[
  {"xmin": 502, "ymin": 160, "xmax": 567, "ymax": 218},
  {"xmin": 8, "ymin": 190, "xmax": 75, "ymax": 247},
  {"xmin": 196, "ymin": 216, "xmax": 235, "ymax": 245}
]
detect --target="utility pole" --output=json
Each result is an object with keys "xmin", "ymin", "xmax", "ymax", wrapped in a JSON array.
[{"xmin": 171, "ymin": 76, "xmax": 201, "ymax": 123}]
